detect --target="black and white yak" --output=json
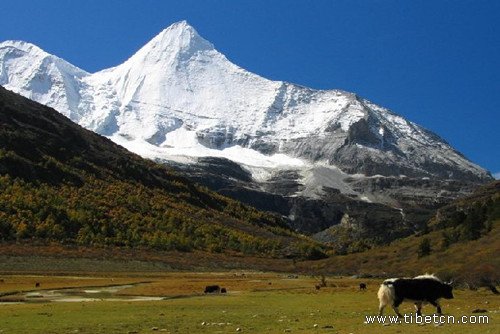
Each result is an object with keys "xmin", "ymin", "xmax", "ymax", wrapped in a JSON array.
[{"xmin": 377, "ymin": 274, "xmax": 454, "ymax": 317}]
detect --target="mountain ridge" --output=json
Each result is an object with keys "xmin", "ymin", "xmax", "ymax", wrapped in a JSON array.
[{"xmin": 0, "ymin": 21, "xmax": 491, "ymax": 183}]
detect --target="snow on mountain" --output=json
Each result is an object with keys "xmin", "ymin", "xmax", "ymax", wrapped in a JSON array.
[
  {"xmin": 0, "ymin": 21, "xmax": 492, "ymax": 184},
  {"xmin": 0, "ymin": 40, "xmax": 88, "ymax": 121}
]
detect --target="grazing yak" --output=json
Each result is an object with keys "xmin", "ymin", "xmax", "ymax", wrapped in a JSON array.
[
  {"xmin": 204, "ymin": 285, "xmax": 221, "ymax": 293},
  {"xmin": 377, "ymin": 274, "xmax": 453, "ymax": 317},
  {"xmin": 359, "ymin": 283, "xmax": 367, "ymax": 290}
]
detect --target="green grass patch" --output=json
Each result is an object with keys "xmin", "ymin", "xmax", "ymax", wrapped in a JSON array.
[{"xmin": 0, "ymin": 274, "xmax": 498, "ymax": 333}]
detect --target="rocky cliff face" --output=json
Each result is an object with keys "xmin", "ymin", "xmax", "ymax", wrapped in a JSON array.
[{"xmin": 161, "ymin": 155, "xmax": 481, "ymax": 248}]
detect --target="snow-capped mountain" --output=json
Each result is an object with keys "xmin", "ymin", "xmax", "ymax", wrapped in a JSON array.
[
  {"xmin": 0, "ymin": 21, "xmax": 490, "ymax": 183},
  {"xmin": 0, "ymin": 21, "xmax": 492, "ymax": 241},
  {"xmin": 0, "ymin": 21, "xmax": 493, "ymax": 243}
]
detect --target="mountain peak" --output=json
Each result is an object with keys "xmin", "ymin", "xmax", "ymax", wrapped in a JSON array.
[
  {"xmin": 168, "ymin": 20, "xmax": 195, "ymax": 32},
  {"xmin": 0, "ymin": 40, "xmax": 50, "ymax": 58},
  {"xmin": 132, "ymin": 21, "xmax": 214, "ymax": 63},
  {"xmin": 0, "ymin": 40, "xmax": 88, "ymax": 77},
  {"xmin": 157, "ymin": 20, "xmax": 199, "ymax": 40}
]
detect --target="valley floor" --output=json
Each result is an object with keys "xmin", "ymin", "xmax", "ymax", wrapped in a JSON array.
[{"xmin": 0, "ymin": 271, "xmax": 498, "ymax": 334}]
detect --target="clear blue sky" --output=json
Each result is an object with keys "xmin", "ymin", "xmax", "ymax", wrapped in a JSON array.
[{"xmin": 1, "ymin": 0, "xmax": 499, "ymax": 177}]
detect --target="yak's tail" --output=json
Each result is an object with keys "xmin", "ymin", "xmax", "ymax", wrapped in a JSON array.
[{"xmin": 377, "ymin": 280, "xmax": 396, "ymax": 315}]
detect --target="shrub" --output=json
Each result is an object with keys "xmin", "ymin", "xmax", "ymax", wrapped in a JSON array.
[{"xmin": 417, "ymin": 237, "xmax": 431, "ymax": 258}]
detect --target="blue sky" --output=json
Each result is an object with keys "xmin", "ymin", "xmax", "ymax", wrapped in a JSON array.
[{"xmin": 1, "ymin": 0, "xmax": 499, "ymax": 177}]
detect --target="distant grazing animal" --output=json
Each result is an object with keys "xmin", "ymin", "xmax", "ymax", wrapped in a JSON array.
[
  {"xmin": 359, "ymin": 283, "xmax": 367, "ymax": 290},
  {"xmin": 377, "ymin": 274, "xmax": 453, "ymax": 317},
  {"xmin": 204, "ymin": 285, "xmax": 221, "ymax": 293},
  {"xmin": 221, "ymin": 288, "xmax": 227, "ymax": 293},
  {"xmin": 35, "ymin": 282, "xmax": 40, "ymax": 288}
]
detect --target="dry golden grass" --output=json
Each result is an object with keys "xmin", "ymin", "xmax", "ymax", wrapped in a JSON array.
[
  {"xmin": 0, "ymin": 243, "xmax": 296, "ymax": 273},
  {"xmin": 1, "ymin": 221, "xmax": 497, "ymax": 284},
  {"xmin": 117, "ymin": 272, "xmax": 337, "ymax": 297}
]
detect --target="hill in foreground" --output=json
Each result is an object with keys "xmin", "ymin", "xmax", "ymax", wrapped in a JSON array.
[{"xmin": 0, "ymin": 86, "xmax": 324, "ymax": 260}]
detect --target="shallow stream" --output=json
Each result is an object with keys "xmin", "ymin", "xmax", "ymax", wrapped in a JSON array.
[{"xmin": 0, "ymin": 283, "xmax": 163, "ymax": 303}]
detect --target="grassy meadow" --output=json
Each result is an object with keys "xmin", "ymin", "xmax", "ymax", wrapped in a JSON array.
[{"xmin": 0, "ymin": 272, "xmax": 498, "ymax": 334}]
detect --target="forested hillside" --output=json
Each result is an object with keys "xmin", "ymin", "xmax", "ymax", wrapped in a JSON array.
[{"xmin": 0, "ymin": 86, "xmax": 324, "ymax": 259}]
